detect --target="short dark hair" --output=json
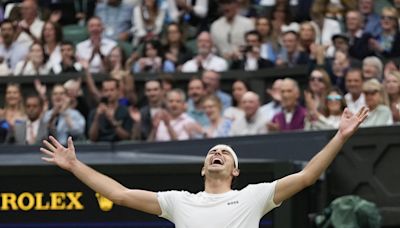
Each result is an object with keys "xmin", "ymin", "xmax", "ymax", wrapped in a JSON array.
[
  {"xmin": 25, "ymin": 93, "xmax": 44, "ymax": 107},
  {"xmin": 103, "ymin": 78, "xmax": 120, "ymax": 89},
  {"xmin": 0, "ymin": 19, "xmax": 14, "ymax": 28},
  {"xmin": 60, "ymin": 40, "xmax": 75, "ymax": 48},
  {"xmin": 245, "ymin": 30, "xmax": 262, "ymax": 42}
]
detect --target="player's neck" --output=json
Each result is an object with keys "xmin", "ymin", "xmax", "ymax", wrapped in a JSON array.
[{"xmin": 204, "ymin": 177, "xmax": 232, "ymax": 194}]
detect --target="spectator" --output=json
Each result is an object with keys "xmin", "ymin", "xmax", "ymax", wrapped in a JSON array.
[
  {"xmin": 202, "ymin": 70, "xmax": 232, "ymax": 111},
  {"xmin": 270, "ymin": 2, "xmax": 292, "ymax": 42},
  {"xmin": 237, "ymin": 0, "xmax": 258, "ymax": 18},
  {"xmin": 383, "ymin": 71, "xmax": 400, "ymax": 122},
  {"xmin": 181, "ymin": 32, "xmax": 228, "ymax": 72},
  {"xmin": 362, "ymin": 56, "xmax": 383, "ymax": 81},
  {"xmin": 0, "ymin": 83, "xmax": 27, "ymax": 133},
  {"xmin": 0, "ymin": 19, "xmax": 29, "ymax": 73},
  {"xmin": 268, "ymin": 78, "xmax": 307, "ymax": 132},
  {"xmin": 41, "ymin": 21, "xmax": 62, "ymax": 67},
  {"xmin": 299, "ymin": 21, "xmax": 317, "ymax": 54},
  {"xmin": 199, "ymin": 95, "xmax": 232, "ymax": 138},
  {"xmin": 276, "ymin": 31, "xmax": 309, "ymax": 67},
  {"xmin": 131, "ymin": 0, "xmax": 166, "ymax": 45},
  {"xmin": 133, "ymin": 39, "xmax": 173, "ymax": 73},
  {"xmin": 229, "ymin": 91, "xmax": 267, "ymax": 136},
  {"xmin": 305, "ymin": 87, "xmax": 346, "ymax": 130},
  {"xmin": 344, "ymin": 10, "xmax": 373, "ymax": 60},
  {"xmin": 139, "ymin": 79, "xmax": 164, "ymax": 140},
  {"xmin": 43, "ymin": 84, "xmax": 86, "ymax": 145},
  {"xmin": 47, "ymin": 0, "xmax": 96, "ymax": 26},
  {"xmin": 15, "ymin": 0, "xmax": 44, "ymax": 46},
  {"xmin": 76, "ymin": 17, "xmax": 117, "ymax": 73},
  {"xmin": 166, "ymin": 0, "xmax": 208, "ymax": 33},
  {"xmin": 210, "ymin": 0, "xmax": 254, "ymax": 59},
  {"xmin": 260, "ymin": 78, "xmax": 283, "ymax": 123},
  {"xmin": 344, "ymin": 68, "xmax": 366, "ymax": 114},
  {"xmin": 163, "ymin": 23, "xmax": 193, "ymax": 72},
  {"xmin": 224, "ymin": 79, "xmax": 250, "ymax": 121},
  {"xmin": 369, "ymin": 7, "xmax": 400, "ymax": 58},
  {"xmin": 358, "ymin": 0, "xmax": 381, "ymax": 37},
  {"xmin": 231, "ymin": 30, "xmax": 274, "ymax": 71},
  {"xmin": 330, "ymin": 50, "xmax": 351, "ymax": 92},
  {"xmin": 255, "ymin": 16, "xmax": 279, "ymax": 62},
  {"xmin": 88, "ymin": 79, "xmax": 133, "ymax": 142},
  {"xmin": 361, "ymin": 79, "xmax": 393, "ymax": 127},
  {"xmin": 63, "ymin": 79, "xmax": 90, "ymax": 120},
  {"xmin": 149, "ymin": 89, "xmax": 197, "ymax": 141},
  {"xmin": 52, "ymin": 41, "xmax": 83, "ymax": 74},
  {"xmin": 13, "ymin": 42, "xmax": 51, "ymax": 76},
  {"xmin": 95, "ymin": 0, "xmax": 133, "ymax": 41},
  {"xmin": 12, "ymin": 94, "xmax": 47, "ymax": 145},
  {"xmin": 186, "ymin": 78, "xmax": 209, "ymax": 127},
  {"xmin": 305, "ymin": 68, "xmax": 332, "ymax": 113}
]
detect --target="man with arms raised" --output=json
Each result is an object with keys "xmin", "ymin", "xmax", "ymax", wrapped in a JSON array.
[{"xmin": 41, "ymin": 106, "xmax": 369, "ymax": 227}]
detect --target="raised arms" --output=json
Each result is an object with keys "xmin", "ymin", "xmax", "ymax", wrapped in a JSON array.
[
  {"xmin": 41, "ymin": 136, "xmax": 162, "ymax": 215},
  {"xmin": 273, "ymin": 107, "xmax": 369, "ymax": 205}
]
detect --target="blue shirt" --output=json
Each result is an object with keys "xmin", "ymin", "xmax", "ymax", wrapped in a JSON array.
[
  {"xmin": 186, "ymin": 99, "xmax": 209, "ymax": 127},
  {"xmin": 95, "ymin": 2, "xmax": 133, "ymax": 40}
]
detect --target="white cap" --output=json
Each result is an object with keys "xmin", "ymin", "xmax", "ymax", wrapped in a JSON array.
[{"xmin": 209, "ymin": 144, "xmax": 239, "ymax": 168}]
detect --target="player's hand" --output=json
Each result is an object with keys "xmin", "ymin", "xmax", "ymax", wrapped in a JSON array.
[
  {"xmin": 337, "ymin": 106, "xmax": 369, "ymax": 140},
  {"xmin": 41, "ymin": 136, "xmax": 78, "ymax": 171}
]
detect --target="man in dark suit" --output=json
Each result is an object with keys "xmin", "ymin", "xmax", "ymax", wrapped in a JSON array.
[
  {"xmin": 13, "ymin": 94, "xmax": 47, "ymax": 145},
  {"xmin": 231, "ymin": 30, "xmax": 275, "ymax": 71}
]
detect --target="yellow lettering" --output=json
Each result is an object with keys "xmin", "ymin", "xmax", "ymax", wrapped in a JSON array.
[
  {"xmin": 50, "ymin": 192, "xmax": 66, "ymax": 210},
  {"xmin": 1, "ymin": 193, "xmax": 18, "ymax": 210},
  {"xmin": 66, "ymin": 192, "xmax": 84, "ymax": 210},
  {"xmin": 17, "ymin": 192, "xmax": 35, "ymax": 211},
  {"xmin": 34, "ymin": 192, "xmax": 50, "ymax": 210}
]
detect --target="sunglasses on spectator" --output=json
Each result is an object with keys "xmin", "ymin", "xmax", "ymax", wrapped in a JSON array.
[
  {"xmin": 326, "ymin": 95, "xmax": 342, "ymax": 101},
  {"xmin": 363, "ymin": 90, "xmax": 379, "ymax": 95},
  {"xmin": 310, "ymin": 76, "xmax": 324, "ymax": 82},
  {"xmin": 381, "ymin": 15, "xmax": 396, "ymax": 20}
]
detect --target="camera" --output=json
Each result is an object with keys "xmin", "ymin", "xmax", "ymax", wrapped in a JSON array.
[
  {"xmin": 241, "ymin": 45, "xmax": 253, "ymax": 53},
  {"xmin": 100, "ymin": 96, "xmax": 108, "ymax": 104}
]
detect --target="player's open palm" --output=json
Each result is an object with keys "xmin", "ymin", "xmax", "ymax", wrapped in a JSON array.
[
  {"xmin": 41, "ymin": 136, "xmax": 77, "ymax": 171},
  {"xmin": 338, "ymin": 106, "xmax": 369, "ymax": 140}
]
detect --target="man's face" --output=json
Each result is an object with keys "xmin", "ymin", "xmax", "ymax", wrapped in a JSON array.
[
  {"xmin": 25, "ymin": 97, "xmax": 42, "ymax": 121},
  {"xmin": 346, "ymin": 12, "xmax": 362, "ymax": 31},
  {"xmin": 166, "ymin": 91, "xmax": 185, "ymax": 117},
  {"xmin": 345, "ymin": 71, "xmax": 363, "ymax": 95},
  {"xmin": 202, "ymin": 145, "xmax": 237, "ymax": 177},
  {"xmin": 246, "ymin": 34, "xmax": 260, "ymax": 48},
  {"xmin": 1, "ymin": 23, "xmax": 14, "ymax": 43},
  {"xmin": 221, "ymin": 3, "xmax": 238, "ymax": 20},
  {"xmin": 282, "ymin": 33, "xmax": 298, "ymax": 53},
  {"xmin": 280, "ymin": 81, "xmax": 298, "ymax": 110},
  {"xmin": 197, "ymin": 33, "xmax": 212, "ymax": 55},
  {"xmin": 363, "ymin": 63, "xmax": 379, "ymax": 80},
  {"xmin": 61, "ymin": 44, "xmax": 74, "ymax": 60},
  {"xmin": 51, "ymin": 86, "xmax": 67, "ymax": 108},
  {"xmin": 202, "ymin": 71, "xmax": 219, "ymax": 94},
  {"xmin": 21, "ymin": 0, "xmax": 37, "ymax": 20},
  {"xmin": 241, "ymin": 93, "xmax": 260, "ymax": 118},
  {"xmin": 145, "ymin": 81, "xmax": 163, "ymax": 104},
  {"xmin": 188, "ymin": 79, "xmax": 206, "ymax": 103},
  {"xmin": 102, "ymin": 81, "xmax": 119, "ymax": 103},
  {"xmin": 88, "ymin": 18, "xmax": 103, "ymax": 37},
  {"xmin": 333, "ymin": 38, "xmax": 349, "ymax": 53},
  {"xmin": 359, "ymin": 0, "xmax": 373, "ymax": 14}
]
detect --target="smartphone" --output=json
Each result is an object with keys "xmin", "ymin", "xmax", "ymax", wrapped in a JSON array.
[{"xmin": 100, "ymin": 97, "xmax": 108, "ymax": 104}]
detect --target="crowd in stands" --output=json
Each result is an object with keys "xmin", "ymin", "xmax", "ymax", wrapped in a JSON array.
[{"xmin": 0, "ymin": 0, "xmax": 399, "ymax": 145}]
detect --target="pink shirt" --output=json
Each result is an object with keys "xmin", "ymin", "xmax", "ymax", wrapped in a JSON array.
[{"xmin": 155, "ymin": 113, "xmax": 196, "ymax": 141}]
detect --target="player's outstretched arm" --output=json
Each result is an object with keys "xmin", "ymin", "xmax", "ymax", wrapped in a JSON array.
[
  {"xmin": 41, "ymin": 136, "xmax": 161, "ymax": 215},
  {"xmin": 273, "ymin": 107, "xmax": 369, "ymax": 205}
]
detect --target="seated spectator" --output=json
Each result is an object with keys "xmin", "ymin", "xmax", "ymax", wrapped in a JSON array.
[
  {"xmin": 237, "ymin": 0, "xmax": 258, "ymax": 18},
  {"xmin": 362, "ymin": 56, "xmax": 383, "ymax": 81},
  {"xmin": 202, "ymin": 70, "xmax": 232, "ymax": 111},
  {"xmin": 52, "ymin": 41, "xmax": 83, "ymax": 74},
  {"xmin": 133, "ymin": 39, "xmax": 173, "ymax": 73},
  {"xmin": 15, "ymin": 0, "xmax": 44, "ymax": 46},
  {"xmin": 149, "ymin": 89, "xmax": 197, "ymax": 141},
  {"xmin": 344, "ymin": 10, "xmax": 373, "ymax": 60},
  {"xmin": 12, "ymin": 94, "xmax": 47, "ymax": 145},
  {"xmin": 131, "ymin": 0, "xmax": 166, "ymax": 45},
  {"xmin": 360, "ymin": 79, "xmax": 393, "ymax": 127},
  {"xmin": 63, "ymin": 79, "xmax": 90, "ymax": 120},
  {"xmin": 329, "ymin": 50, "xmax": 351, "ymax": 92},
  {"xmin": 224, "ymin": 79, "xmax": 250, "ymax": 121},
  {"xmin": 369, "ymin": 7, "xmax": 400, "ymax": 58},
  {"xmin": 210, "ymin": 0, "xmax": 254, "ymax": 59},
  {"xmin": 95, "ymin": 0, "xmax": 133, "ymax": 41},
  {"xmin": 276, "ymin": 31, "xmax": 310, "ymax": 67},
  {"xmin": 76, "ymin": 17, "xmax": 117, "ymax": 73},
  {"xmin": 186, "ymin": 78, "xmax": 209, "ymax": 127},
  {"xmin": 305, "ymin": 87, "xmax": 346, "ymax": 130},
  {"xmin": 231, "ymin": 30, "xmax": 274, "ymax": 71},
  {"xmin": 299, "ymin": 21, "xmax": 317, "ymax": 54},
  {"xmin": 260, "ymin": 78, "xmax": 282, "ymax": 123},
  {"xmin": 309, "ymin": 5, "xmax": 342, "ymax": 47},
  {"xmin": 0, "ymin": 83, "xmax": 27, "ymax": 133},
  {"xmin": 162, "ymin": 23, "xmax": 193, "ymax": 72},
  {"xmin": 88, "ymin": 79, "xmax": 133, "ymax": 142},
  {"xmin": 13, "ymin": 42, "xmax": 51, "ymax": 76},
  {"xmin": 305, "ymin": 68, "xmax": 332, "ymax": 113},
  {"xmin": 0, "ymin": 19, "xmax": 29, "ymax": 73},
  {"xmin": 43, "ymin": 85, "xmax": 86, "ymax": 145},
  {"xmin": 166, "ymin": 0, "xmax": 208, "ymax": 33},
  {"xmin": 269, "ymin": 1, "xmax": 292, "ymax": 40},
  {"xmin": 47, "ymin": 0, "xmax": 96, "ymax": 26},
  {"xmin": 229, "ymin": 91, "xmax": 267, "ymax": 136},
  {"xmin": 41, "ymin": 21, "xmax": 62, "ymax": 68},
  {"xmin": 268, "ymin": 78, "xmax": 307, "ymax": 132},
  {"xmin": 359, "ymin": 0, "xmax": 381, "ymax": 37},
  {"xmin": 139, "ymin": 79, "xmax": 165, "ymax": 140},
  {"xmin": 383, "ymin": 71, "xmax": 400, "ymax": 122},
  {"xmin": 181, "ymin": 31, "xmax": 228, "ymax": 72},
  {"xmin": 255, "ymin": 16, "xmax": 279, "ymax": 62},
  {"xmin": 344, "ymin": 68, "xmax": 365, "ymax": 114}
]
